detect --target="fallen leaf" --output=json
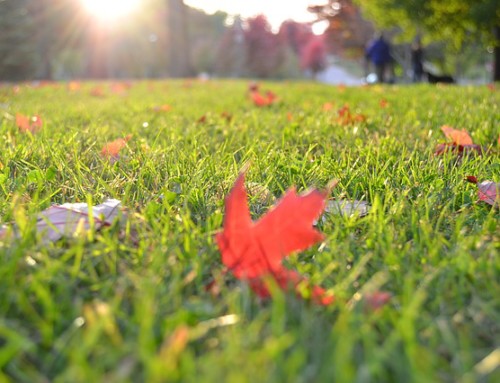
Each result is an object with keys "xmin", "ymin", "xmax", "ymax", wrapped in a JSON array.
[
  {"xmin": 435, "ymin": 125, "xmax": 482, "ymax": 156},
  {"xmin": 153, "ymin": 104, "xmax": 171, "ymax": 112},
  {"xmin": 249, "ymin": 88, "xmax": 278, "ymax": 107},
  {"xmin": 0, "ymin": 199, "xmax": 122, "ymax": 243},
  {"xmin": 16, "ymin": 113, "xmax": 42, "ymax": 133},
  {"xmin": 101, "ymin": 135, "xmax": 132, "ymax": 160},
  {"xmin": 216, "ymin": 172, "xmax": 334, "ymax": 305},
  {"xmin": 68, "ymin": 81, "xmax": 81, "ymax": 92},
  {"xmin": 90, "ymin": 86, "xmax": 105, "ymax": 97},
  {"xmin": 364, "ymin": 291, "xmax": 391, "ymax": 311},
  {"xmin": 466, "ymin": 176, "xmax": 499, "ymax": 206},
  {"xmin": 322, "ymin": 102, "xmax": 334, "ymax": 111},
  {"xmin": 441, "ymin": 125, "xmax": 473, "ymax": 145},
  {"xmin": 110, "ymin": 83, "xmax": 129, "ymax": 95},
  {"xmin": 324, "ymin": 200, "xmax": 370, "ymax": 218},
  {"xmin": 336, "ymin": 104, "xmax": 365, "ymax": 125},
  {"xmin": 220, "ymin": 111, "xmax": 232, "ymax": 122},
  {"xmin": 248, "ymin": 82, "xmax": 259, "ymax": 93},
  {"xmin": 477, "ymin": 181, "xmax": 499, "ymax": 206}
]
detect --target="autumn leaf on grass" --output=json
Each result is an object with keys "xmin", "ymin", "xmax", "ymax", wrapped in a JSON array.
[
  {"xmin": 90, "ymin": 86, "xmax": 105, "ymax": 97},
  {"xmin": 16, "ymin": 113, "xmax": 42, "ymax": 133},
  {"xmin": 250, "ymin": 90, "xmax": 278, "ymax": 107},
  {"xmin": 323, "ymin": 200, "xmax": 370, "ymax": 220},
  {"xmin": 220, "ymin": 111, "xmax": 232, "ymax": 122},
  {"xmin": 248, "ymin": 82, "xmax": 259, "ymax": 93},
  {"xmin": 67, "ymin": 81, "xmax": 81, "ymax": 92},
  {"xmin": 101, "ymin": 135, "xmax": 132, "ymax": 161},
  {"xmin": 364, "ymin": 291, "xmax": 392, "ymax": 311},
  {"xmin": 110, "ymin": 82, "xmax": 130, "ymax": 95},
  {"xmin": 216, "ymin": 172, "xmax": 334, "ymax": 305},
  {"xmin": 336, "ymin": 104, "xmax": 366, "ymax": 125},
  {"xmin": 322, "ymin": 102, "xmax": 334, "ymax": 111},
  {"xmin": 466, "ymin": 176, "xmax": 499, "ymax": 206},
  {"xmin": 0, "ymin": 199, "xmax": 122, "ymax": 243},
  {"xmin": 434, "ymin": 125, "xmax": 482, "ymax": 156},
  {"xmin": 153, "ymin": 104, "xmax": 172, "ymax": 112}
]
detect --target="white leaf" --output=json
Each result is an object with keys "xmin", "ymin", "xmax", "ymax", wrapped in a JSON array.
[
  {"xmin": 0, "ymin": 199, "xmax": 122, "ymax": 243},
  {"xmin": 324, "ymin": 200, "xmax": 370, "ymax": 218}
]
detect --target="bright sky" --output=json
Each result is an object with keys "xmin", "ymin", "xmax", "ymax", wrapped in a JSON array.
[{"xmin": 185, "ymin": 0, "xmax": 327, "ymax": 33}]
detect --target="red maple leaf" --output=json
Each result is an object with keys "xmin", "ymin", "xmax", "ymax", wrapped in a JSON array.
[
  {"xmin": 435, "ymin": 125, "xmax": 482, "ymax": 156},
  {"xmin": 216, "ymin": 173, "xmax": 334, "ymax": 305}
]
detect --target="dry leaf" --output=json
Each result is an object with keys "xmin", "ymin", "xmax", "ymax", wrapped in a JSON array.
[
  {"xmin": 324, "ymin": 200, "xmax": 370, "ymax": 218},
  {"xmin": 0, "ymin": 199, "xmax": 122, "ymax": 243}
]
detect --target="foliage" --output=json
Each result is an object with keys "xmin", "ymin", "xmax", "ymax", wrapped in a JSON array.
[
  {"xmin": 308, "ymin": 0, "xmax": 374, "ymax": 58},
  {"xmin": 243, "ymin": 15, "xmax": 285, "ymax": 78},
  {"xmin": 300, "ymin": 36, "xmax": 328, "ymax": 76},
  {"xmin": 0, "ymin": 0, "xmax": 37, "ymax": 80},
  {"xmin": 353, "ymin": 0, "xmax": 499, "ymax": 46}
]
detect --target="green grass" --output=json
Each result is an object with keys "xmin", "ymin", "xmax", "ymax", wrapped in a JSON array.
[{"xmin": 0, "ymin": 80, "xmax": 499, "ymax": 383}]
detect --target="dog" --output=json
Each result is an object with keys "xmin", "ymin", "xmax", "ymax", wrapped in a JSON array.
[{"xmin": 425, "ymin": 71, "xmax": 455, "ymax": 84}]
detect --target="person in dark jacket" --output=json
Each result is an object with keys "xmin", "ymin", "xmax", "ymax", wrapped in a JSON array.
[
  {"xmin": 411, "ymin": 38, "xmax": 424, "ymax": 82},
  {"xmin": 365, "ymin": 33, "xmax": 392, "ymax": 83}
]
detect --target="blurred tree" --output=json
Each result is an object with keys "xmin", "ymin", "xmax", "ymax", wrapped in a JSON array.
[
  {"xmin": 300, "ymin": 36, "xmax": 327, "ymax": 77},
  {"xmin": 243, "ymin": 15, "xmax": 284, "ymax": 78},
  {"xmin": 28, "ymin": 0, "xmax": 84, "ymax": 79},
  {"xmin": 278, "ymin": 20, "xmax": 313, "ymax": 56},
  {"xmin": 214, "ymin": 17, "xmax": 245, "ymax": 77},
  {"xmin": 353, "ymin": 0, "xmax": 500, "ymax": 81},
  {"xmin": 0, "ymin": 0, "xmax": 36, "ymax": 80},
  {"xmin": 166, "ymin": 0, "xmax": 193, "ymax": 77},
  {"xmin": 187, "ymin": 9, "xmax": 227, "ymax": 74},
  {"xmin": 308, "ymin": 0, "xmax": 374, "ymax": 58}
]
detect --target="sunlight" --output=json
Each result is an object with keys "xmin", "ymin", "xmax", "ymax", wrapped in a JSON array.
[{"xmin": 81, "ymin": 0, "xmax": 141, "ymax": 21}]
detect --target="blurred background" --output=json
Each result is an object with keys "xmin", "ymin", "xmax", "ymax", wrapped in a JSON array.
[{"xmin": 0, "ymin": 0, "xmax": 498, "ymax": 83}]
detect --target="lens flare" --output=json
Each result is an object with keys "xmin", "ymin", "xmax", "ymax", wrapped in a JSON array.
[{"xmin": 81, "ymin": 0, "xmax": 141, "ymax": 21}]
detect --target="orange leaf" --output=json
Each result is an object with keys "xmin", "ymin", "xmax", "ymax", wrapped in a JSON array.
[
  {"xmin": 153, "ymin": 104, "xmax": 171, "ymax": 112},
  {"xmin": 90, "ymin": 86, "xmax": 105, "ymax": 97},
  {"xmin": 68, "ymin": 81, "xmax": 81, "ymax": 92},
  {"xmin": 322, "ymin": 102, "xmax": 334, "ymax": 111},
  {"xmin": 16, "ymin": 113, "xmax": 42, "ymax": 133},
  {"xmin": 216, "ymin": 172, "xmax": 333, "ymax": 305},
  {"xmin": 440, "ymin": 125, "xmax": 473, "ymax": 146},
  {"xmin": 101, "ymin": 135, "xmax": 132, "ymax": 159}
]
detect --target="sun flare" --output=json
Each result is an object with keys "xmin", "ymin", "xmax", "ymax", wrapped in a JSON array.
[{"xmin": 81, "ymin": 0, "xmax": 141, "ymax": 21}]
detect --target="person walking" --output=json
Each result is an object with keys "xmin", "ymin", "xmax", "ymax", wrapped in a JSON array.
[
  {"xmin": 411, "ymin": 38, "xmax": 424, "ymax": 82},
  {"xmin": 365, "ymin": 33, "xmax": 392, "ymax": 83}
]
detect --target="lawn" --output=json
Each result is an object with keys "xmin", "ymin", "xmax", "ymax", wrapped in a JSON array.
[{"xmin": 0, "ymin": 80, "xmax": 499, "ymax": 382}]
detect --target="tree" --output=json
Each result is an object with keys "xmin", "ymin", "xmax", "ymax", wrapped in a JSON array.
[
  {"xmin": 166, "ymin": 0, "xmax": 193, "ymax": 77},
  {"xmin": 243, "ymin": 15, "xmax": 284, "ymax": 78},
  {"xmin": 308, "ymin": 0, "xmax": 374, "ymax": 58},
  {"xmin": 353, "ymin": 0, "xmax": 500, "ymax": 81},
  {"xmin": 0, "ymin": 0, "xmax": 36, "ymax": 80},
  {"xmin": 301, "ymin": 36, "xmax": 327, "ymax": 77}
]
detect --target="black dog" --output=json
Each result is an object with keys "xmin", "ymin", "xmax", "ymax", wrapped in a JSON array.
[{"xmin": 426, "ymin": 71, "xmax": 455, "ymax": 84}]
